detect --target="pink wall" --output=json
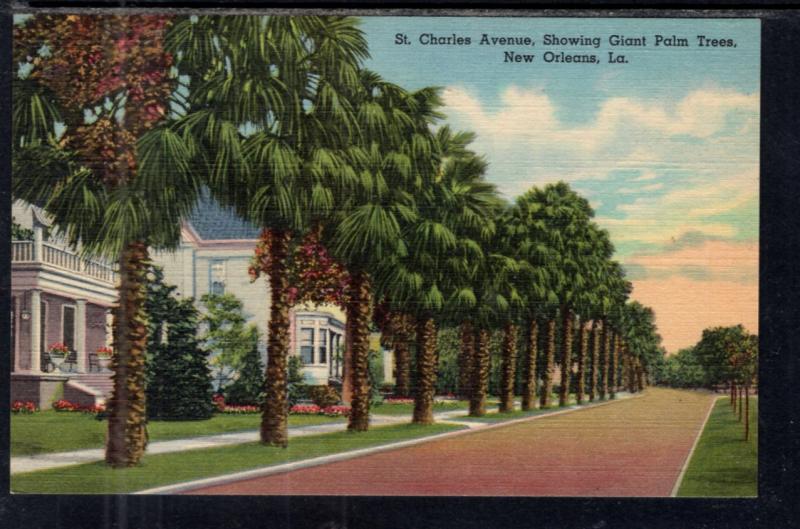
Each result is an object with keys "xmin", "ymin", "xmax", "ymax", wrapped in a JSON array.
[
  {"xmin": 14, "ymin": 291, "xmax": 108, "ymax": 371},
  {"xmin": 86, "ymin": 303, "xmax": 108, "ymax": 354}
]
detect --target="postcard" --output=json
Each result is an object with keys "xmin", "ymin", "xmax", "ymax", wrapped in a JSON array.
[{"xmin": 9, "ymin": 13, "xmax": 758, "ymax": 499}]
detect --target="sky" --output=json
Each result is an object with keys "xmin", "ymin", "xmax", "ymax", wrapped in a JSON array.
[{"xmin": 361, "ymin": 17, "xmax": 760, "ymax": 352}]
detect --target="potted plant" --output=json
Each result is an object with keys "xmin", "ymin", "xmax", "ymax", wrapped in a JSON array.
[
  {"xmin": 96, "ymin": 346, "xmax": 113, "ymax": 370},
  {"xmin": 47, "ymin": 342, "xmax": 70, "ymax": 369}
]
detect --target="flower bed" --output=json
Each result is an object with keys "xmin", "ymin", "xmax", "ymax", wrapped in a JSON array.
[
  {"xmin": 289, "ymin": 404, "xmax": 350, "ymax": 417},
  {"xmin": 52, "ymin": 399, "xmax": 106, "ymax": 414},
  {"xmin": 12, "ymin": 400, "xmax": 38, "ymax": 414}
]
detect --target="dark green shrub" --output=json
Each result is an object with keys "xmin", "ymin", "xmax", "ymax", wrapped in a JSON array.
[
  {"xmin": 145, "ymin": 266, "xmax": 214, "ymax": 421},
  {"xmin": 309, "ymin": 385, "xmax": 340, "ymax": 408},
  {"xmin": 224, "ymin": 333, "xmax": 264, "ymax": 406}
]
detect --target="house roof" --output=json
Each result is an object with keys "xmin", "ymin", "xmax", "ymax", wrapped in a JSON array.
[{"xmin": 187, "ymin": 194, "xmax": 261, "ymax": 241}]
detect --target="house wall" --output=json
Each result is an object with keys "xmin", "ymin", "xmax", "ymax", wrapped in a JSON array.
[
  {"xmin": 14, "ymin": 291, "xmax": 107, "ymax": 371},
  {"xmin": 86, "ymin": 303, "xmax": 109, "ymax": 353},
  {"xmin": 152, "ymin": 236, "xmax": 350, "ymax": 387},
  {"xmin": 17, "ymin": 293, "xmax": 31, "ymax": 371},
  {"xmin": 42, "ymin": 292, "xmax": 73, "ymax": 351}
]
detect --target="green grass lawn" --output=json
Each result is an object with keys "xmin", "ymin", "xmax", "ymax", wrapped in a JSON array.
[
  {"xmin": 370, "ymin": 400, "xmax": 472, "ymax": 416},
  {"xmin": 11, "ymin": 422, "xmax": 464, "ymax": 494},
  {"xmin": 11, "ymin": 411, "xmax": 345, "ymax": 456},
  {"xmin": 677, "ymin": 396, "xmax": 758, "ymax": 497}
]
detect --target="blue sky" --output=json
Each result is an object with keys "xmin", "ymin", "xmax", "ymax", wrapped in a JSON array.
[{"xmin": 362, "ymin": 17, "xmax": 760, "ymax": 350}]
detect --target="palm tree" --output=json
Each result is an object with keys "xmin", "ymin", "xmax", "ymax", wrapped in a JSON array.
[
  {"xmin": 13, "ymin": 15, "xmax": 206, "ymax": 467},
  {"xmin": 375, "ymin": 305, "xmax": 415, "ymax": 397},
  {"xmin": 589, "ymin": 320, "xmax": 600, "ymax": 401},
  {"xmin": 376, "ymin": 128, "xmax": 501, "ymax": 424},
  {"xmin": 619, "ymin": 301, "xmax": 662, "ymax": 394},
  {"xmin": 512, "ymin": 183, "xmax": 594, "ymax": 408},
  {"xmin": 167, "ymin": 15, "xmax": 370, "ymax": 445},
  {"xmin": 466, "ymin": 243, "xmax": 523, "ymax": 416},
  {"xmin": 506, "ymin": 192, "xmax": 552, "ymax": 411},
  {"xmin": 327, "ymin": 74, "xmax": 443, "ymax": 430}
]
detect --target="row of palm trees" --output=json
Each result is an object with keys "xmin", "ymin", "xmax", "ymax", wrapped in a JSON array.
[{"xmin": 13, "ymin": 14, "xmax": 662, "ymax": 467}]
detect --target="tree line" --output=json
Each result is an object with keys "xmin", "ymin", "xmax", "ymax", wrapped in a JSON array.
[
  {"xmin": 13, "ymin": 15, "xmax": 663, "ymax": 467},
  {"xmin": 654, "ymin": 324, "xmax": 757, "ymax": 440}
]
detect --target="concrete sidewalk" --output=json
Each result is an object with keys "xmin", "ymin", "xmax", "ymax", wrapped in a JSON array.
[
  {"xmin": 12, "ymin": 397, "xmax": 629, "ymax": 475},
  {"xmin": 10, "ymin": 407, "xmax": 474, "ymax": 475}
]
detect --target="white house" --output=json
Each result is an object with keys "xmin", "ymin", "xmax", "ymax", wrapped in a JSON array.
[
  {"xmin": 151, "ymin": 194, "xmax": 348, "ymax": 386},
  {"xmin": 11, "ymin": 201, "xmax": 116, "ymax": 408}
]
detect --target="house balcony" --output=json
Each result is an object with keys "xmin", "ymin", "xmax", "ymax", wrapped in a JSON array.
[{"xmin": 12, "ymin": 239, "xmax": 118, "ymax": 307}]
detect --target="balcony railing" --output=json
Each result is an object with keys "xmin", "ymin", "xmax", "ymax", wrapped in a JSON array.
[{"xmin": 12, "ymin": 240, "xmax": 117, "ymax": 284}]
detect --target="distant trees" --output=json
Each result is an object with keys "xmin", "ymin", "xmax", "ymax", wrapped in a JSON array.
[{"xmin": 656, "ymin": 324, "xmax": 758, "ymax": 441}]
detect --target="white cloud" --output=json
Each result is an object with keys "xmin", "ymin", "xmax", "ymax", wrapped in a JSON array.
[
  {"xmin": 441, "ymin": 85, "xmax": 759, "ymax": 195},
  {"xmin": 442, "ymin": 84, "xmax": 759, "ymax": 251}
]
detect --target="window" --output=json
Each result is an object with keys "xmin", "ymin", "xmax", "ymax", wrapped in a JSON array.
[
  {"xmin": 300, "ymin": 327, "xmax": 314, "ymax": 364},
  {"xmin": 210, "ymin": 260, "xmax": 226, "ymax": 295},
  {"xmin": 63, "ymin": 306, "xmax": 75, "ymax": 351},
  {"xmin": 318, "ymin": 329, "xmax": 327, "ymax": 364}
]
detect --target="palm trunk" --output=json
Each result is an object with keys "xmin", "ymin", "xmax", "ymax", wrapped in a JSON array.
[
  {"xmin": 744, "ymin": 384, "xmax": 750, "ymax": 441},
  {"xmin": 347, "ymin": 270, "xmax": 373, "ymax": 432},
  {"xmin": 521, "ymin": 319, "xmax": 539, "ymax": 411},
  {"xmin": 539, "ymin": 319, "xmax": 556, "ymax": 408},
  {"xmin": 260, "ymin": 230, "xmax": 292, "ymax": 447},
  {"xmin": 458, "ymin": 320, "xmax": 475, "ymax": 400},
  {"xmin": 394, "ymin": 335, "xmax": 412, "ymax": 398},
  {"xmin": 610, "ymin": 332, "xmax": 619, "ymax": 399},
  {"xmin": 499, "ymin": 322, "xmax": 518, "ymax": 413},
  {"xmin": 413, "ymin": 316, "xmax": 438, "ymax": 424},
  {"xmin": 600, "ymin": 319, "xmax": 610, "ymax": 399},
  {"xmin": 738, "ymin": 385, "xmax": 744, "ymax": 422},
  {"xmin": 469, "ymin": 328, "xmax": 490, "ymax": 416},
  {"xmin": 342, "ymin": 315, "xmax": 353, "ymax": 403},
  {"xmin": 576, "ymin": 321, "xmax": 588, "ymax": 404},
  {"xmin": 105, "ymin": 241, "xmax": 149, "ymax": 467},
  {"xmin": 589, "ymin": 320, "xmax": 599, "ymax": 401},
  {"xmin": 559, "ymin": 307, "xmax": 574, "ymax": 407},
  {"xmin": 636, "ymin": 361, "xmax": 645, "ymax": 391}
]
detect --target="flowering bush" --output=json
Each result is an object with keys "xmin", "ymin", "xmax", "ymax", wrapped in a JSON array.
[
  {"xmin": 96, "ymin": 346, "xmax": 113, "ymax": 358},
  {"xmin": 290, "ymin": 404, "xmax": 322, "ymax": 415},
  {"xmin": 249, "ymin": 228, "xmax": 350, "ymax": 307},
  {"xmin": 322, "ymin": 405, "xmax": 350, "ymax": 417},
  {"xmin": 212, "ymin": 394, "xmax": 226, "ymax": 412},
  {"xmin": 52, "ymin": 399, "xmax": 106, "ymax": 414},
  {"xmin": 288, "ymin": 404, "xmax": 351, "ymax": 417},
  {"xmin": 48, "ymin": 342, "xmax": 70, "ymax": 356},
  {"xmin": 12, "ymin": 400, "xmax": 37, "ymax": 414}
]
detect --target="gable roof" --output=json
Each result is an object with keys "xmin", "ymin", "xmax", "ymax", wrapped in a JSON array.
[{"xmin": 187, "ymin": 193, "xmax": 260, "ymax": 241}]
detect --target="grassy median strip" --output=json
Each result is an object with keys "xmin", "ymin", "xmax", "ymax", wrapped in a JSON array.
[
  {"xmin": 453, "ymin": 395, "xmax": 588, "ymax": 422},
  {"xmin": 677, "ymin": 397, "xmax": 757, "ymax": 497},
  {"xmin": 11, "ymin": 422, "xmax": 463, "ymax": 494},
  {"xmin": 370, "ymin": 400, "xmax": 472, "ymax": 416},
  {"xmin": 11, "ymin": 411, "xmax": 346, "ymax": 456}
]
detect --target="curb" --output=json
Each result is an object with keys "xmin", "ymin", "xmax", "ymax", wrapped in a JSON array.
[
  {"xmin": 136, "ymin": 392, "xmax": 642, "ymax": 495},
  {"xmin": 670, "ymin": 394, "xmax": 721, "ymax": 497}
]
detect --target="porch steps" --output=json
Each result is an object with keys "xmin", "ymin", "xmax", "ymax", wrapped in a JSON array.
[{"xmin": 71, "ymin": 372, "xmax": 114, "ymax": 399}]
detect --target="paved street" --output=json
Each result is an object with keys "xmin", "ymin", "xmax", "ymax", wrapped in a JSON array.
[{"xmin": 187, "ymin": 388, "xmax": 716, "ymax": 496}]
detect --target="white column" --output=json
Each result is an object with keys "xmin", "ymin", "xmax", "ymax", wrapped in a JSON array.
[
  {"xmin": 30, "ymin": 290, "xmax": 42, "ymax": 373},
  {"xmin": 13, "ymin": 296, "xmax": 21, "ymax": 372},
  {"xmin": 32, "ymin": 223, "xmax": 44, "ymax": 261},
  {"xmin": 75, "ymin": 299, "xmax": 87, "ymax": 372}
]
